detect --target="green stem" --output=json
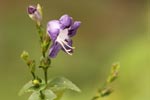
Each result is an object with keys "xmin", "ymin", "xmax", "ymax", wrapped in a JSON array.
[
  {"xmin": 42, "ymin": 51, "xmax": 46, "ymax": 58},
  {"xmin": 31, "ymin": 72, "xmax": 36, "ymax": 79},
  {"xmin": 40, "ymin": 91, "xmax": 45, "ymax": 99},
  {"xmin": 44, "ymin": 68, "xmax": 48, "ymax": 84},
  {"xmin": 36, "ymin": 24, "xmax": 43, "ymax": 42},
  {"xmin": 36, "ymin": 22, "xmax": 50, "ymax": 85}
]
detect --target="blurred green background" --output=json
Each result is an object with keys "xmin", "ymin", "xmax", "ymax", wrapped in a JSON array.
[{"xmin": 0, "ymin": 0, "xmax": 149, "ymax": 100}]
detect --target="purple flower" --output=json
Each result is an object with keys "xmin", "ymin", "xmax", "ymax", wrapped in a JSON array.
[
  {"xmin": 27, "ymin": 4, "xmax": 42, "ymax": 24},
  {"xmin": 47, "ymin": 14, "xmax": 81, "ymax": 58}
]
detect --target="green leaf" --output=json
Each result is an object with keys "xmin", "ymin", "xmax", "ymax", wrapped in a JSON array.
[
  {"xmin": 29, "ymin": 83, "xmax": 46, "ymax": 92},
  {"xmin": 28, "ymin": 92, "xmax": 41, "ymax": 100},
  {"xmin": 28, "ymin": 89, "xmax": 56, "ymax": 100},
  {"xmin": 19, "ymin": 81, "xmax": 34, "ymax": 96},
  {"xmin": 19, "ymin": 80, "xmax": 47, "ymax": 96},
  {"xmin": 48, "ymin": 77, "xmax": 81, "ymax": 92},
  {"xmin": 53, "ymin": 91, "xmax": 64, "ymax": 100},
  {"xmin": 43, "ymin": 89, "xmax": 57, "ymax": 100}
]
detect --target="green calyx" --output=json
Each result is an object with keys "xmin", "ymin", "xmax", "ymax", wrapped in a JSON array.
[{"xmin": 39, "ymin": 56, "xmax": 51, "ymax": 69}]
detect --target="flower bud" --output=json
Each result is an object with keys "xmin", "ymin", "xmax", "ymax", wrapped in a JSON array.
[
  {"xmin": 32, "ymin": 79, "xmax": 40, "ymax": 87},
  {"xmin": 27, "ymin": 4, "xmax": 42, "ymax": 25},
  {"xmin": 99, "ymin": 87, "xmax": 113, "ymax": 97},
  {"xmin": 41, "ymin": 35, "xmax": 51, "ymax": 54},
  {"xmin": 107, "ymin": 63, "xmax": 120, "ymax": 83},
  {"xmin": 20, "ymin": 51, "xmax": 29, "ymax": 61}
]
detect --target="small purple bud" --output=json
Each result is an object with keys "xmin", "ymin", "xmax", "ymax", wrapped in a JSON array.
[
  {"xmin": 27, "ymin": 4, "xmax": 42, "ymax": 25},
  {"xmin": 28, "ymin": 6, "xmax": 37, "ymax": 14}
]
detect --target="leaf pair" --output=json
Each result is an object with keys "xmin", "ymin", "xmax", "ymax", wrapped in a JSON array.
[
  {"xmin": 28, "ymin": 90, "xmax": 56, "ymax": 100},
  {"xmin": 19, "ymin": 77, "xmax": 80, "ymax": 100}
]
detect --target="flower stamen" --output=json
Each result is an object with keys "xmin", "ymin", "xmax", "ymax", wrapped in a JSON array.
[
  {"xmin": 61, "ymin": 40, "xmax": 75, "ymax": 49},
  {"xmin": 56, "ymin": 39, "xmax": 73, "ymax": 55}
]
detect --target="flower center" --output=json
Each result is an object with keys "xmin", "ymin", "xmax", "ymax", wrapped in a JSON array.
[{"xmin": 55, "ymin": 29, "xmax": 75, "ymax": 55}]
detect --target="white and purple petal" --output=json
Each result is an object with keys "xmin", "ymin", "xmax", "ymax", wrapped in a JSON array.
[
  {"xmin": 47, "ymin": 20, "xmax": 62, "ymax": 41},
  {"xmin": 47, "ymin": 14, "xmax": 81, "ymax": 58},
  {"xmin": 68, "ymin": 21, "xmax": 81, "ymax": 37},
  {"xmin": 59, "ymin": 14, "xmax": 73, "ymax": 28},
  {"xmin": 49, "ymin": 42, "xmax": 62, "ymax": 58}
]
